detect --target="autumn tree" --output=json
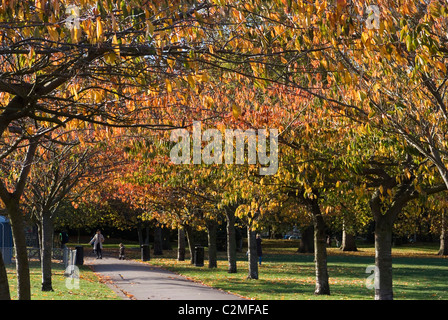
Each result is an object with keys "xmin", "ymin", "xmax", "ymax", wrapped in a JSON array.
[
  {"xmin": 25, "ymin": 128, "xmax": 113, "ymax": 291},
  {"xmin": 0, "ymin": 0, "xmax": 257, "ymax": 299},
  {"xmin": 0, "ymin": 125, "xmax": 47, "ymax": 300},
  {"xmin": 201, "ymin": 0, "xmax": 448, "ymax": 300}
]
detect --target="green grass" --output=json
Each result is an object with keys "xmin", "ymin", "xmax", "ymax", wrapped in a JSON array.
[
  {"xmin": 8, "ymin": 240, "xmax": 446, "ymax": 300},
  {"xmin": 5, "ymin": 261, "xmax": 122, "ymax": 300},
  {"xmin": 142, "ymin": 240, "xmax": 448, "ymax": 300}
]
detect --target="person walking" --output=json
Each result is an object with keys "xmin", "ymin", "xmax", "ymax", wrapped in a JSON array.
[
  {"xmin": 118, "ymin": 243, "xmax": 125, "ymax": 260},
  {"xmin": 90, "ymin": 229, "xmax": 105, "ymax": 259}
]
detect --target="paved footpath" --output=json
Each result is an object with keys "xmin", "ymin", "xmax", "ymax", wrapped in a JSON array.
[{"xmin": 85, "ymin": 256, "xmax": 245, "ymax": 300}]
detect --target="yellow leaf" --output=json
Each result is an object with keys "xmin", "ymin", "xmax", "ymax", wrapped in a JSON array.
[
  {"xmin": 94, "ymin": 91, "xmax": 103, "ymax": 103},
  {"xmin": 436, "ymin": 61, "xmax": 447, "ymax": 74},
  {"xmin": 146, "ymin": 20, "xmax": 155, "ymax": 37},
  {"xmin": 166, "ymin": 79, "xmax": 172, "ymax": 93},
  {"xmin": 47, "ymin": 26, "xmax": 59, "ymax": 41},
  {"xmin": 72, "ymin": 27, "xmax": 81, "ymax": 43},
  {"xmin": 232, "ymin": 103, "xmax": 241, "ymax": 119},
  {"xmin": 167, "ymin": 58, "xmax": 175, "ymax": 69},
  {"xmin": 204, "ymin": 96, "xmax": 214, "ymax": 108},
  {"xmin": 104, "ymin": 52, "xmax": 117, "ymax": 64},
  {"xmin": 112, "ymin": 34, "xmax": 120, "ymax": 57},
  {"xmin": 405, "ymin": 169, "xmax": 412, "ymax": 180},
  {"xmin": 96, "ymin": 17, "xmax": 103, "ymax": 43},
  {"xmin": 71, "ymin": 86, "xmax": 79, "ymax": 101},
  {"xmin": 28, "ymin": 46, "xmax": 35, "ymax": 67},
  {"xmin": 200, "ymin": 73, "xmax": 209, "ymax": 82},
  {"xmin": 187, "ymin": 74, "xmax": 195, "ymax": 88}
]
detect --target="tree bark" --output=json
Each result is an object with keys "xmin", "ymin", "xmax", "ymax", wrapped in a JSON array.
[
  {"xmin": 206, "ymin": 220, "xmax": 217, "ymax": 268},
  {"xmin": 38, "ymin": 213, "xmax": 54, "ymax": 291},
  {"xmin": 369, "ymin": 188, "xmax": 396, "ymax": 301},
  {"xmin": 184, "ymin": 224, "xmax": 195, "ymax": 264},
  {"xmin": 298, "ymin": 225, "xmax": 314, "ymax": 253},
  {"xmin": 8, "ymin": 202, "xmax": 31, "ymax": 300},
  {"xmin": 162, "ymin": 227, "xmax": 172, "ymax": 250},
  {"xmin": 438, "ymin": 211, "xmax": 448, "ymax": 256},
  {"xmin": 341, "ymin": 226, "xmax": 358, "ymax": 251},
  {"xmin": 374, "ymin": 215, "xmax": 394, "ymax": 300},
  {"xmin": 153, "ymin": 226, "xmax": 163, "ymax": 255},
  {"xmin": 247, "ymin": 228, "xmax": 258, "ymax": 279},
  {"xmin": 0, "ymin": 139, "xmax": 38, "ymax": 300},
  {"xmin": 177, "ymin": 227, "xmax": 186, "ymax": 261},
  {"xmin": 309, "ymin": 199, "xmax": 330, "ymax": 295},
  {"xmin": 225, "ymin": 208, "xmax": 237, "ymax": 273},
  {"xmin": 0, "ymin": 250, "xmax": 11, "ymax": 300},
  {"xmin": 137, "ymin": 228, "xmax": 143, "ymax": 246}
]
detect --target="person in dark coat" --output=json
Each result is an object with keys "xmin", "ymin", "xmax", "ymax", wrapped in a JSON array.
[
  {"xmin": 118, "ymin": 243, "xmax": 125, "ymax": 260},
  {"xmin": 256, "ymin": 234, "xmax": 263, "ymax": 265}
]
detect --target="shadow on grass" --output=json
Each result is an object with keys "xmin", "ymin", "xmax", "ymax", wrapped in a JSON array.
[{"xmin": 148, "ymin": 252, "xmax": 448, "ymax": 300}]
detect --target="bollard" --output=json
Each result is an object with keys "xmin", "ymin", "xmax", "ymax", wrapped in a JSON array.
[
  {"xmin": 141, "ymin": 244, "xmax": 150, "ymax": 261},
  {"xmin": 194, "ymin": 245, "xmax": 204, "ymax": 267},
  {"xmin": 75, "ymin": 246, "xmax": 84, "ymax": 266}
]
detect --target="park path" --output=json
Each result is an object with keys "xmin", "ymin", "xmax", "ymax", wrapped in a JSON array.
[{"xmin": 85, "ymin": 256, "xmax": 245, "ymax": 300}]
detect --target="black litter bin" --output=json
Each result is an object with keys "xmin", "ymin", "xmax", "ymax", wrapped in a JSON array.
[
  {"xmin": 75, "ymin": 246, "xmax": 84, "ymax": 266},
  {"xmin": 141, "ymin": 244, "xmax": 150, "ymax": 261},
  {"xmin": 194, "ymin": 245, "xmax": 204, "ymax": 267}
]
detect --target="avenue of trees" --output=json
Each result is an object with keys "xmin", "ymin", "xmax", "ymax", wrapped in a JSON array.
[{"xmin": 0, "ymin": 0, "xmax": 447, "ymax": 301}]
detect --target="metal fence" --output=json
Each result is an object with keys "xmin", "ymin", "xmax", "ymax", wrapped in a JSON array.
[{"xmin": 0, "ymin": 246, "xmax": 75, "ymax": 267}]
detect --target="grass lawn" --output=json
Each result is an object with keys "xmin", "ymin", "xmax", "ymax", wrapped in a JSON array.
[
  {"xmin": 5, "ymin": 261, "xmax": 121, "ymax": 300},
  {"xmin": 141, "ymin": 240, "xmax": 448, "ymax": 300},
  {"xmin": 5, "ymin": 240, "xmax": 447, "ymax": 300}
]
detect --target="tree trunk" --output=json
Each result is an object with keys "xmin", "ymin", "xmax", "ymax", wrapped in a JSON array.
[
  {"xmin": 369, "ymin": 183, "xmax": 416, "ymax": 300},
  {"xmin": 247, "ymin": 228, "xmax": 258, "ymax": 279},
  {"xmin": 226, "ymin": 208, "xmax": 237, "ymax": 273},
  {"xmin": 369, "ymin": 187, "xmax": 395, "ymax": 300},
  {"xmin": 184, "ymin": 225, "xmax": 195, "ymax": 264},
  {"xmin": 39, "ymin": 212, "xmax": 54, "ymax": 291},
  {"xmin": 153, "ymin": 226, "xmax": 163, "ymax": 255},
  {"xmin": 310, "ymin": 199, "xmax": 330, "ymax": 295},
  {"xmin": 298, "ymin": 225, "xmax": 314, "ymax": 253},
  {"xmin": 177, "ymin": 227, "xmax": 186, "ymax": 261},
  {"xmin": 0, "ymin": 250, "xmax": 11, "ymax": 300},
  {"xmin": 145, "ymin": 226, "xmax": 150, "ymax": 245},
  {"xmin": 206, "ymin": 220, "xmax": 217, "ymax": 268},
  {"xmin": 439, "ymin": 231, "xmax": 448, "ymax": 256},
  {"xmin": 8, "ymin": 203, "xmax": 31, "ymax": 300},
  {"xmin": 162, "ymin": 227, "xmax": 172, "ymax": 250},
  {"xmin": 374, "ymin": 216, "xmax": 394, "ymax": 300},
  {"xmin": 137, "ymin": 228, "xmax": 143, "ymax": 246},
  {"xmin": 341, "ymin": 227, "xmax": 358, "ymax": 251},
  {"xmin": 438, "ymin": 211, "xmax": 448, "ymax": 256}
]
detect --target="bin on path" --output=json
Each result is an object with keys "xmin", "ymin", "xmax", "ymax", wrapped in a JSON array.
[
  {"xmin": 141, "ymin": 244, "xmax": 150, "ymax": 261},
  {"xmin": 75, "ymin": 246, "xmax": 84, "ymax": 266},
  {"xmin": 194, "ymin": 245, "xmax": 204, "ymax": 267}
]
